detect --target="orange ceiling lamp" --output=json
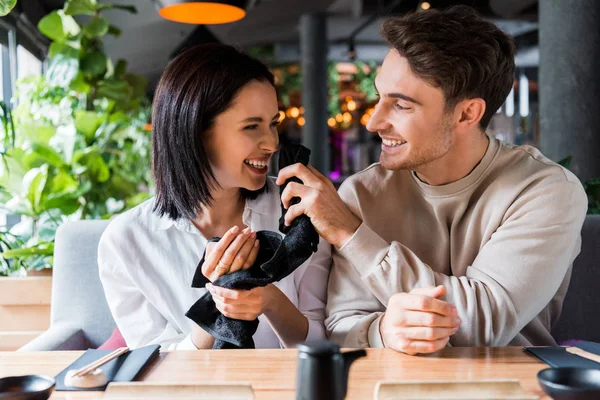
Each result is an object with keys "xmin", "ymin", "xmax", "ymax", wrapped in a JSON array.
[{"xmin": 155, "ymin": 1, "xmax": 250, "ymax": 25}]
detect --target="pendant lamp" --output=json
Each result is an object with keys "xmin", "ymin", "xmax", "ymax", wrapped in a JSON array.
[{"xmin": 155, "ymin": 1, "xmax": 250, "ymax": 24}]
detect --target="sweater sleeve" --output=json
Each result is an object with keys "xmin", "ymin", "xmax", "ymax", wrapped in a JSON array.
[{"xmin": 325, "ymin": 179, "xmax": 588, "ymax": 348}]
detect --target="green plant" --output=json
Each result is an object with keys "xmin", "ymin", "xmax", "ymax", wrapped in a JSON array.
[
  {"xmin": 0, "ymin": 0, "xmax": 151, "ymax": 276},
  {"xmin": 0, "ymin": 0, "xmax": 17, "ymax": 16}
]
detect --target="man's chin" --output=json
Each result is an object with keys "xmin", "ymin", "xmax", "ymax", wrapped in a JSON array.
[{"xmin": 380, "ymin": 154, "xmax": 410, "ymax": 171}]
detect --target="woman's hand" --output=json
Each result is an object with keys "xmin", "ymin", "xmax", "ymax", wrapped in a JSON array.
[
  {"xmin": 207, "ymin": 283, "xmax": 276, "ymax": 321},
  {"xmin": 202, "ymin": 226, "xmax": 260, "ymax": 282}
]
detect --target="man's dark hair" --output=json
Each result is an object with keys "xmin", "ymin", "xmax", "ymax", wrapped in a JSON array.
[
  {"xmin": 381, "ymin": 5, "xmax": 515, "ymax": 129},
  {"xmin": 152, "ymin": 44, "xmax": 275, "ymax": 220}
]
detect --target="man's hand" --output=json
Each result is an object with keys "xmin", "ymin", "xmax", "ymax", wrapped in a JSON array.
[
  {"xmin": 276, "ymin": 163, "xmax": 361, "ymax": 248},
  {"xmin": 380, "ymin": 286, "xmax": 461, "ymax": 355}
]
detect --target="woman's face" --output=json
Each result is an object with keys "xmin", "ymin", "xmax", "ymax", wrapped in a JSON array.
[{"xmin": 204, "ymin": 80, "xmax": 280, "ymax": 192}]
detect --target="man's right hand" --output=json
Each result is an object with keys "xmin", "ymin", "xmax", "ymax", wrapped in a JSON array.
[{"xmin": 379, "ymin": 285, "xmax": 461, "ymax": 355}]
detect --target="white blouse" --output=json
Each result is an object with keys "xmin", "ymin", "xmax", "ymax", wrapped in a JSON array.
[{"xmin": 98, "ymin": 178, "xmax": 331, "ymax": 350}]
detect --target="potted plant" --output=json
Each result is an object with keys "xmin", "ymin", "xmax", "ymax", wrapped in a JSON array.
[{"xmin": 0, "ymin": 0, "xmax": 151, "ymax": 350}]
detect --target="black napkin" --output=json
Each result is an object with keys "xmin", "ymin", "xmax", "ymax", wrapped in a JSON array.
[
  {"xmin": 54, "ymin": 345, "xmax": 160, "ymax": 391},
  {"xmin": 524, "ymin": 341, "xmax": 600, "ymax": 369},
  {"xmin": 185, "ymin": 144, "xmax": 320, "ymax": 349}
]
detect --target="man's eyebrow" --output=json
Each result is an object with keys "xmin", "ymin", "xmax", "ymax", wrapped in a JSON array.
[{"xmin": 385, "ymin": 92, "xmax": 422, "ymax": 106}]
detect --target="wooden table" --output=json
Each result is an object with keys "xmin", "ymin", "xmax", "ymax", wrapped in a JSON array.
[{"xmin": 0, "ymin": 347, "xmax": 551, "ymax": 399}]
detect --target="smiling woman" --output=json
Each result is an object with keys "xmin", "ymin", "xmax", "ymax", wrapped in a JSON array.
[{"xmin": 97, "ymin": 44, "xmax": 331, "ymax": 351}]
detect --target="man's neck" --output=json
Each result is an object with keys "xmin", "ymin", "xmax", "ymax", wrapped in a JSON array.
[{"xmin": 415, "ymin": 132, "xmax": 490, "ymax": 186}]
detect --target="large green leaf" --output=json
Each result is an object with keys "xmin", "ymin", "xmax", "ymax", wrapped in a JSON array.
[
  {"xmin": 81, "ymin": 51, "xmax": 108, "ymax": 78},
  {"xmin": 95, "ymin": 79, "xmax": 131, "ymax": 101},
  {"xmin": 107, "ymin": 25, "xmax": 122, "ymax": 37},
  {"xmin": 114, "ymin": 59, "xmax": 127, "ymax": 78},
  {"xmin": 123, "ymin": 73, "xmax": 148, "ymax": 98},
  {"xmin": 68, "ymin": 71, "xmax": 91, "ymax": 93},
  {"xmin": 30, "ymin": 143, "xmax": 67, "ymax": 168},
  {"xmin": 64, "ymin": 0, "xmax": 97, "ymax": 16},
  {"xmin": 46, "ymin": 43, "xmax": 80, "ymax": 87},
  {"xmin": 22, "ymin": 165, "xmax": 49, "ymax": 214},
  {"xmin": 83, "ymin": 15, "xmax": 109, "ymax": 38},
  {"xmin": 73, "ymin": 148, "xmax": 110, "ymax": 182},
  {"xmin": 38, "ymin": 10, "xmax": 81, "ymax": 42},
  {"xmin": 2, "ymin": 242, "xmax": 54, "ymax": 258},
  {"xmin": 47, "ymin": 171, "xmax": 78, "ymax": 195},
  {"xmin": 74, "ymin": 110, "xmax": 106, "ymax": 142},
  {"xmin": 0, "ymin": 0, "xmax": 17, "ymax": 16},
  {"xmin": 42, "ymin": 195, "xmax": 80, "ymax": 216},
  {"xmin": 44, "ymin": 180, "xmax": 91, "ymax": 215},
  {"xmin": 16, "ymin": 121, "xmax": 56, "ymax": 145},
  {"xmin": 0, "ymin": 151, "xmax": 26, "ymax": 195}
]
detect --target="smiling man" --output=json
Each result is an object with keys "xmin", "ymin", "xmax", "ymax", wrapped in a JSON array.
[{"xmin": 276, "ymin": 5, "xmax": 588, "ymax": 355}]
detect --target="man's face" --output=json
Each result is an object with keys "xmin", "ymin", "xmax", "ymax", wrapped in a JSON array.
[{"xmin": 366, "ymin": 49, "xmax": 455, "ymax": 171}]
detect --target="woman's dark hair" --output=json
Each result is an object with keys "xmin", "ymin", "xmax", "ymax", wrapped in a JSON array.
[
  {"xmin": 381, "ymin": 5, "xmax": 515, "ymax": 129},
  {"xmin": 152, "ymin": 44, "xmax": 275, "ymax": 220}
]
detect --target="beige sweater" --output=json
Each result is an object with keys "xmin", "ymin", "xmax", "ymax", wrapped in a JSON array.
[{"xmin": 325, "ymin": 136, "xmax": 588, "ymax": 348}]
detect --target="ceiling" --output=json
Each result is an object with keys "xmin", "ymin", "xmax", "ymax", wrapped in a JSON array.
[{"xmin": 18, "ymin": 0, "xmax": 539, "ymax": 88}]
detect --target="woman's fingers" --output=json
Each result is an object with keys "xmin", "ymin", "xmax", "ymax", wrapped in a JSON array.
[
  {"xmin": 229, "ymin": 231, "xmax": 257, "ymax": 273},
  {"xmin": 216, "ymin": 228, "xmax": 252, "ymax": 276},
  {"xmin": 243, "ymin": 239, "xmax": 260, "ymax": 269},
  {"xmin": 202, "ymin": 226, "xmax": 239, "ymax": 280}
]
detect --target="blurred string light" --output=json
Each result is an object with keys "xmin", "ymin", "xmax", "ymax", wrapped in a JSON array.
[
  {"xmin": 328, "ymin": 118, "xmax": 337, "ymax": 127},
  {"xmin": 519, "ymin": 73, "xmax": 529, "ymax": 117},
  {"xmin": 360, "ymin": 107, "xmax": 375, "ymax": 125},
  {"xmin": 335, "ymin": 113, "xmax": 344, "ymax": 123},
  {"xmin": 343, "ymin": 112, "xmax": 352, "ymax": 123},
  {"xmin": 278, "ymin": 110, "xmax": 285, "ymax": 122},
  {"xmin": 297, "ymin": 117, "xmax": 305, "ymax": 127},
  {"xmin": 505, "ymin": 86, "xmax": 515, "ymax": 117},
  {"xmin": 420, "ymin": 2, "xmax": 431, "ymax": 10},
  {"xmin": 286, "ymin": 107, "xmax": 300, "ymax": 118}
]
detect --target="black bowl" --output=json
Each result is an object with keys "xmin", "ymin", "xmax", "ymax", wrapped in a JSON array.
[
  {"xmin": 0, "ymin": 375, "xmax": 55, "ymax": 400},
  {"xmin": 537, "ymin": 368, "xmax": 600, "ymax": 400}
]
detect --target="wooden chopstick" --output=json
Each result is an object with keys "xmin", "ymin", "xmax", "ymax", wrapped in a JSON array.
[
  {"xmin": 566, "ymin": 346, "xmax": 600, "ymax": 364},
  {"xmin": 73, "ymin": 347, "xmax": 130, "ymax": 377}
]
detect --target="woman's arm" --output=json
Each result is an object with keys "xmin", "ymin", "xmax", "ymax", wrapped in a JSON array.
[
  {"xmin": 99, "ymin": 258, "xmax": 202, "ymax": 350},
  {"xmin": 263, "ymin": 285, "xmax": 309, "ymax": 348}
]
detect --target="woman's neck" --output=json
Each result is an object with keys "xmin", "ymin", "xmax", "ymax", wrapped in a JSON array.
[{"xmin": 193, "ymin": 188, "xmax": 246, "ymax": 238}]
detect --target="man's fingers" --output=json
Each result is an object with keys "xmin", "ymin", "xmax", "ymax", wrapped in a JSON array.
[
  {"xmin": 228, "ymin": 232, "xmax": 256, "ymax": 273},
  {"xmin": 410, "ymin": 285, "xmax": 447, "ymax": 298},
  {"xmin": 400, "ymin": 337, "xmax": 450, "ymax": 355},
  {"xmin": 281, "ymin": 182, "xmax": 311, "ymax": 209},
  {"xmin": 398, "ymin": 326, "xmax": 459, "ymax": 341},
  {"xmin": 276, "ymin": 163, "xmax": 321, "ymax": 187},
  {"xmin": 284, "ymin": 203, "xmax": 306, "ymax": 227},
  {"xmin": 398, "ymin": 293, "xmax": 456, "ymax": 316},
  {"xmin": 400, "ymin": 310, "xmax": 462, "ymax": 328}
]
